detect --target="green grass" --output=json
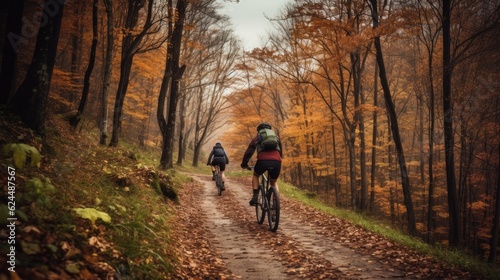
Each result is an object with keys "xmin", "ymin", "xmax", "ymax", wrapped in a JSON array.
[
  {"xmin": 108, "ymin": 189, "xmax": 174, "ymax": 278},
  {"xmin": 34, "ymin": 132, "xmax": 185, "ymax": 278},
  {"xmin": 67, "ymin": 170, "xmax": 175, "ymax": 279}
]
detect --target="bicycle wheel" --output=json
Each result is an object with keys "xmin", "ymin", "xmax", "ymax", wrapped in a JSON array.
[
  {"xmin": 216, "ymin": 170, "xmax": 222, "ymax": 196},
  {"xmin": 256, "ymin": 184, "xmax": 266, "ymax": 224},
  {"xmin": 267, "ymin": 186, "xmax": 280, "ymax": 232}
]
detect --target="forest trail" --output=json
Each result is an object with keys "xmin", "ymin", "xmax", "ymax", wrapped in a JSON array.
[{"xmin": 169, "ymin": 174, "xmax": 476, "ymax": 279}]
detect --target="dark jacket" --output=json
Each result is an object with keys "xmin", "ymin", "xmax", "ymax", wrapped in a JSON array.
[{"xmin": 207, "ymin": 144, "xmax": 229, "ymax": 165}]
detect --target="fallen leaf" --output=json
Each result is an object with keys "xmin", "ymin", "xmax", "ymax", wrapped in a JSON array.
[
  {"xmin": 20, "ymin": 240, "xmax": 40, "ymax": 255},
  {"xmin": 65, "ymin": 263, "xmax": 80, "ymax": 274}
]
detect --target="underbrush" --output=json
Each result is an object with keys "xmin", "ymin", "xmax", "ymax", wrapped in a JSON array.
[{"xmin": 0, "ymin": 114, "xmax": 184, "ymax": 279}]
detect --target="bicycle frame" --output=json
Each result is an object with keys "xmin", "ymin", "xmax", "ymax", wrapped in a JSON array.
[
  {"xmin": 214, "ymin": 165, "xmax": 223, "ymax": 196},
  {"xmin": 255, "ymin": 168, "xmax": 280, "ymax": 232}
]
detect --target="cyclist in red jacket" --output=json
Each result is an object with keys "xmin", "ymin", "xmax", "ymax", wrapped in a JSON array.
[{"xmin": 240, "ymin": 122, "xmax": 282, "ymax": 206}]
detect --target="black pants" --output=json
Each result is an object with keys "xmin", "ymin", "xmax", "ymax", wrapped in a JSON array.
[
  {"xmin": 254, "ymin": 160, "xmax": 281, "ymax": 180},
  {"xmin": 210, "ymin": 157, "xmax": 226, "ymax": 171}
]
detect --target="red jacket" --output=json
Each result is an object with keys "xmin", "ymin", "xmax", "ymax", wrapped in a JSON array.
[{"xmin": 241, "ymin": 136, "xmax": 282, "ymax": 166}]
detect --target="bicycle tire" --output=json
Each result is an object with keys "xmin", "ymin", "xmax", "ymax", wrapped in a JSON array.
[
  {"xmin": 256, "ymin": 184, "xmax": 266, "ymax": 224},
  {"xmin": 267, "ymin": 186, "xmax": 280, "ymax": 232},
  {"xmin": 216, "ymin": 174, "xmax": 222, "ymax": 196},
  {"xmin": 215, "ymin": 167, "xmax": 222, "ymax": 196}
]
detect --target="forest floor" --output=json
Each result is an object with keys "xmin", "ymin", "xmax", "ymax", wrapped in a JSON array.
[
  {"xmin": 167, "ymin": 174, "xmax": 483, "ymax": 279},
  {"xmin": 0, "ymin": 109, "xmax": 492, "ymax": 279}
]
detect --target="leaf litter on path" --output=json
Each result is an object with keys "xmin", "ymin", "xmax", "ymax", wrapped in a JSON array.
[{"xmin": 169, "ymin": 174, "xmax": 478, "ymax": 279}]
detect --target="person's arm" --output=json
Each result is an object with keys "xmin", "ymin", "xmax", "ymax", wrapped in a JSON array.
[
  {"xmin": 241, "ymin": 137, "xmax": 257, "ymax": 167},
  {"xmin": 224, "ymin": 150, "xmax": 229, "ymax": 164},
  {"xmin": 207, "ymin": 150, "xmax": 214, "ymax": 165},
  {"xmin": 278, "ymin": 138, "xmax": 283, "ymax": 158}
]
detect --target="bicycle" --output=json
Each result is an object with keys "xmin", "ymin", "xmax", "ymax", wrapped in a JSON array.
[
  {"xmin": 248, "ymin": 166, "xmax": 280, "ymax": 232},
  {"xmin": 214, "ymin": 165, "xmax": 224, "ymax": 196}
]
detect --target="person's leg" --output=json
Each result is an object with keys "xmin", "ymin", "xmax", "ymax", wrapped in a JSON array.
[
  {"xmin": 219, "ymin": 161, "xmax": 226, "ymax": 182},
  {"xmin": 250, "ymin": 161, "xmax": 265, "ymax": 205},
  {"xmin": 252, "ymin": 173, "xmax": 259, "ymax": 190},
  {"xmin": 270, "ymin": 179, "xmax": 278, "ymax": 191},
  {"xmin": 248, "ymin": 173, "xmax": 260, "ymax": 205},
  {"xmin": 269, "ymin": 161, "xmax": 281, "ymax": 191},
  {"xmin": 210, "ymin": 164, "xmax": 215, "ymax": 180}
]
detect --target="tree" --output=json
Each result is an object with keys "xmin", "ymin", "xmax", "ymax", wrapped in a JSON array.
[
  {"xmin": 411, "ymin": 0, "xmax": 441, "ymax": 243},
  {"xmin": 441, "ymin": 0, "xmax": 460, "ymax": 247},
  {"xmin": 0, "ymin": 0, "xmax": 24, "ymax": 105},
  {"xmin": 11, "ymin": 0, "xmax": 66, "ymax": 135},
  {"xmin": 489, "ymin": 147, "xmax": 500, "ymax": 263},
  {"xmin": 277, "ymin": 0, "xmax": 370, "ymax": 208},
  {"xmin": 368, "ymin": 0, "xmax": 416, "ymax": 236},
  {"xmin": 157, "ymin": 0, "xmax": 188, "ymax": 169},
  {"xmin": 99, "ymin": 0, "xmax": 114, "ymax": 145},
  {"xmin": 108, "ymin": 0, "xmax": 158, "ymax": 146},
  {"xmin": 176, "ymin": 0, "xmax": 238, "ymax": 167},
  {"xmin": 70, "ymin": 0, "xmax": 99, "ymax": 129},
  {"xmin": 191, "ymin": 30, "xmax": 239, "ymax": 167}
]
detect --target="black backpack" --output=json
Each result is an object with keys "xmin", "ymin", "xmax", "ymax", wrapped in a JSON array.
[{"xmin": 213, "ymin": 146, "xmax": 225, "ymax": 157}]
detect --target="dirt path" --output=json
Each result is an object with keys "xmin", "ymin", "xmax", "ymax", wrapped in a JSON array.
[{"xmin": 169, "ymin": 174, "xmax": 477, "ymax": 279}]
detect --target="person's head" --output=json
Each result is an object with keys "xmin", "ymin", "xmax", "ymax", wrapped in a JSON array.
[
  {"xmin": 215, "ymin": 142, "xmax": 222, "ymax": 147},
  {"xmin": 257, "ymin": 122, "xmax": 271, "ymax": 131}
]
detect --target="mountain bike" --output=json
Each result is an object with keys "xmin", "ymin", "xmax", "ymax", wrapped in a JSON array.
[
  {"xmin": 214, "ymin": 165, "xmax": 224, "ymax": 196},
  {"xmin": 249, "ymin": 166, "xmax": 280, "ymax": 232}
]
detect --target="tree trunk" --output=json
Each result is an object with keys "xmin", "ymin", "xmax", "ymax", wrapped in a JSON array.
[
  {"xmin": 331, "ymin": 122, "xmax": 340, "ymax": 207},
  {"xmin": 12, "ymin": 0, "xmax": 65, "ymax": 135},
  {"xmin": 176, "ymin": 90, "xmax": 186, "ymax": 166},
  {"xmin": 421, "ymin": 12, "xmax": 438, "ymax": 243},
  {"xmin": 349, "ymin": 50, "xmax": 361, "ymax": 209},
  {"xmin": 158, "ymin": 0, "xmax": 187, "ymax": 169},
  {"xmin": 191, "ymin": 88, "xmax": 203, "ymax": 168},
  {"xmin": 442, "ymin": 0, "xmax": 460, "ymax": 247},
  {"xmin": 427, "ymin": 65, "xmax": 436, "ymax": 242},
  {"xmin": 346, "ymin": 135, "xmax": 357, "ymax": 207},
  {"xmin": 99, "ymin": 0, "xmax": 113, "ymax": 145},
  {"xmin": 488, "ymin": 146, "xmax": 500, "ymax": 263},
  {"xmin": 359, "ymin": 82, "xmax": 368, "ymax": 210},
  {"xmin": 192, "ymin": 139, "xmax": 200, "ymax": 167},
  {"xmin": 69, "ymin": 3, "xmax": 82, "ymax": 106},
  {"xmin": 71, "ymin": 0, "xmax": 98, "ymax": 129},
  {"xmin": 370, "ymin": 65, "xmax": 379, "ymax": 211},
  {"xmin": 0, "ymin": 0, "xmax": 24, "ymax": 105},
  {"xmin": 417, "ymin": 102, "xmax": 423, "ymax": 186},
  {"xmin": 109, "ymin": 56, "xmax": 133, "ymax": 146},
  {"xmin": 369, "ymin": 0, "xmax": 416, "ymax": 236},
  {"xmin": 109, "ymin": 0, "xmax": 152, "ymax": 147}
]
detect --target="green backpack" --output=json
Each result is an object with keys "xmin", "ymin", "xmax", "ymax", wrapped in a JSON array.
[{"xmin": 257, "ymin": 128, "xmax": 279, "ymax": 152}]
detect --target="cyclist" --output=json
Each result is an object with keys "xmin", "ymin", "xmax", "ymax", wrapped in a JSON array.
[
  {"xmin": 207, "ymin": 142, "xmax": 230, "ymax": 190},
  {"xmin": 240, "ymin": 122, "xmax": 282, "ymax": 206}
]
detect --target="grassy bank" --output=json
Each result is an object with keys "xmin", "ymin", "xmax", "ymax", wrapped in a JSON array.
[{"xmin": 0, "ymin": 115, "xmax": 192, "ymax": 279}]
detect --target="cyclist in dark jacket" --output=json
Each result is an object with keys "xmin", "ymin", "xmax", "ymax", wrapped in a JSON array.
[
  {"xmin": 207, "ymin": 142, "xmax": 230, "ymax": 189},
  {"xmin": 240, "ymin": 122, "xmax": 282, "ymax": 206}
]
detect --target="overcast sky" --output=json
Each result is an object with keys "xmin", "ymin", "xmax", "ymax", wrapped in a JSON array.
[{"xmin": 221, "ymin": 0, "xmax": 292, "ymax": 50}]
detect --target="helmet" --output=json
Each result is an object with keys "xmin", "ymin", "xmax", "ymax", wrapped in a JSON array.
[{"xmin": 257, "ymin": 122, "xmax": 271, "ymax": 131}]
